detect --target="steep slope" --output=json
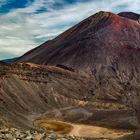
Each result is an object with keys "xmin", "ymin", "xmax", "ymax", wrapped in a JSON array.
[
  {"xmin": 0, "ymin": 62, "xmax": 137, "ymax": 131},
  {"xmin": 17, "ymin": 11, "xmax": 140, "ymax": 73},
  {"xmin": 0, "ymin": 63, "xmax": 91, "ymax": 129}
]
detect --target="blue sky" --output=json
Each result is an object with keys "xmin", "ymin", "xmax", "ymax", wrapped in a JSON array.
[{"xmin": 0, "ymin": 0, "xmax": 140, "ymax": 59}]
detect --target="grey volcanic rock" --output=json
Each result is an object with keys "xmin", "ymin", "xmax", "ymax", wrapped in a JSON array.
[
  {"xmin": 0, "ymin": 63, "xmax": 93, "ymax": 129},
  {"xmin": 0, "ymin": 62, "xmax": 137, "ymax": 131},
  {"xmin": 0, "ymin": 127, "xmax": 91, "ymax": 140}
]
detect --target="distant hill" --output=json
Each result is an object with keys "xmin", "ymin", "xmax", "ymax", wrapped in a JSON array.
[
  {"xmin": 118, "ymin": 12, "xmax": 140, "ymax": 21},
  {"xmin": 2, "ymin": 57, "xmax": 18, "ymax": 63}
]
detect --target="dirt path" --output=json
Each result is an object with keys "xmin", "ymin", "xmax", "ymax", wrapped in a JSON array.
[
  {"xmin": 34, "ymin": 119, "xmax": 133, "ymax": 139},
  {"xmin": 69, "ymin": 123, "xmax": 132, "ymax": 139}
]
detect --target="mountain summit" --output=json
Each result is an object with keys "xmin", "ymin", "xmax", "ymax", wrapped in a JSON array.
[{"xmin": 18, "ymin": 11, "xmax": 140, "ymax": 73}]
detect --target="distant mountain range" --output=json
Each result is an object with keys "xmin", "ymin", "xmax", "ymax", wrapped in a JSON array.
[{"xmin": 1, "ymin": 57, "xmax": 18, "ymax": 63}]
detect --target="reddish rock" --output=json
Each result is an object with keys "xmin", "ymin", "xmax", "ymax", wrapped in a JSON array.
[{"xmin": 17, "ymin": 11, "xmax": 140, "ymax": 75}]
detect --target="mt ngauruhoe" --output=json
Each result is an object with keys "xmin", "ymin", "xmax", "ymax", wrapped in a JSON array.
[
  {"xmin": 1, "ymin": 11, "xmax": 140, "ymax": 139},
  {"xmin": 18, "ymin": 11, "xmax": 140, "ymax": 72}
]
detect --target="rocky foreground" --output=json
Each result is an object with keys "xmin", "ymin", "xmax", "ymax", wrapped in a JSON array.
[{"xmin": 0, "ymin": 127, "xmax": 111, "ymax": 140}]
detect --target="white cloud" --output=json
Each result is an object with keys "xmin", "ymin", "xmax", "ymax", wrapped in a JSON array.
[{"xmin": 0, "ymin": 0, "xmax": 140, "ymax": 59}]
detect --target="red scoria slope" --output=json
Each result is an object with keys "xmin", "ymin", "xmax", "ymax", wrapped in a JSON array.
[{"xmin": 18, "ymin": 11, "xmax": 140, "ymax": 74}]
